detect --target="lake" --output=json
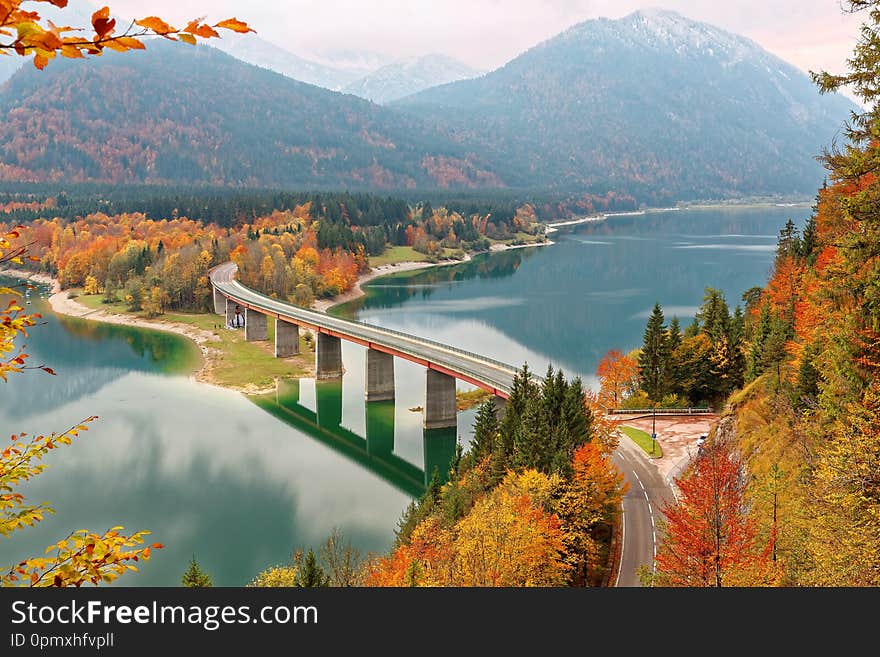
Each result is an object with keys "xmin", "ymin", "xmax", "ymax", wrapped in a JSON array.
[{"xmin": 0, "ymin": 204, "xmax": 808, "ymax": 585}]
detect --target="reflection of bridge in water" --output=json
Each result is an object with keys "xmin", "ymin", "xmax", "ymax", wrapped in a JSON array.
[{"xmin": 251, "ymin": 379, "xmax": 458, "ymax": 498}]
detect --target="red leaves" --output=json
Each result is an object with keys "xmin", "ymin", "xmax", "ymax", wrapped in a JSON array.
[
  {"xmin": 91, "ymin": 6, "xmax": 115, "ymax": 40},
  {"xmin": 656, "ymin": 441, "xmax": 765, "ymax": 586},
  {"xmin": 40, "ymin": 366, "xmax": 56, "ymax": 376}
]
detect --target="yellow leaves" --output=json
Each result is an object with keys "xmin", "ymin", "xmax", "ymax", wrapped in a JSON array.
[
  {"xmin": 178, "ymin": 33, "xmax": 197, "ymax": 46},
  {"xmin": 3, "ymin": 527, "xmax": 162, "ymax": 587},
  {"xmin": 32, "ymin": 51, "xmax": 49, "ymax": 69},
  {"xmin": 116, "ymin": 36, "xmax": 145, "ymax": 50},
  {"xmin": 214, "ymin": 18, "xmax": 253, "ymax": 34}
]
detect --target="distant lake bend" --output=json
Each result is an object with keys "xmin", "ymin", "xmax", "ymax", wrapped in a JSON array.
[{"xmin": 335, "ymin": 206, "xmax": 811, "ymax": 387}]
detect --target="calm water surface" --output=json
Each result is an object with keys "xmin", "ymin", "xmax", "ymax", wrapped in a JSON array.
[
  {"xmin": 0, "ymin": 205, "xmax": 808, "ymax": 585},
  {"xmin": 337, "ymin": 206, "xmax": 811, "ymax": 387}
]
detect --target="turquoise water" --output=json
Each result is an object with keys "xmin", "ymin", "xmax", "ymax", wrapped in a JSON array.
[{"xmin": 337, "ymin": 206, "xmax": 809, "ymax": 388}]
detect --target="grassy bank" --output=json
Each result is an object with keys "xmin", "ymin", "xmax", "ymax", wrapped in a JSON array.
[
  {"xmin": 74, "ymin": 292, "xmax": 314, "ymax": 389},
  {"xmin": 619, "ymin": 425, "xmax": 662, "ymax": 458}
]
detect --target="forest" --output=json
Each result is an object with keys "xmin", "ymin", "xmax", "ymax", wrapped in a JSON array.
[{"xmin": 0, "ymin": 190, "xmax": 549, "ymax": 313}]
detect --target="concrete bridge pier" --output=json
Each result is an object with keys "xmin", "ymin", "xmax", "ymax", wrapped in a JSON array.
[
  {"xmin": 316, "ymin": 332, "xmax": 343, "ymax": 379},
  {"xmin": 245, "ymin": 308, "xmax": 268, "ymax": 341},
  {"xmin": 212, "ymin": 287, "xmax": 225, "ymax": 315},
  {"xmin": 275, "ymin": 319, "xmax": 300, "ymax": 357},
  {"xmin": 365, "ymin": 349, "xmax": 395, "ymax": 401},
  {"xmin": 424, "ymin": 369, "xmax": 457, "ymax": 430},
  {"xmin": 225, "ymin": 298, "xmax": 238, "ymax": 329}
]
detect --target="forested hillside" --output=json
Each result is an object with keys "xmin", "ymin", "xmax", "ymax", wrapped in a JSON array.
[
  {"xmin": 0, "ymin": 43, "xmax": 498, "ymax": 189},
  {"xmin": 397, "ymin": 9, "xmax": 854, "ymax": 203}
]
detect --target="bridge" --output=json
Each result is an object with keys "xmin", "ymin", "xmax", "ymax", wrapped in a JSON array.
[{"xmin": 210, "ymin": 262, "xmax": 518, "ymax": 429}]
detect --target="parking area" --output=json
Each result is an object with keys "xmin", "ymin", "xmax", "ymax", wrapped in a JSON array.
[{"xmin": 616, "ymin": 415, "xmax": 718, "ymax": 481}]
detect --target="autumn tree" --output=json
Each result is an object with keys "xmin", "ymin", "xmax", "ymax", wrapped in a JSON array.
[
  {"xmin": 596, "ymin": 348, "xmax": 639, "ymax": 408},
  {"xmin": 655, "ymin": 441, "xmax": 767, "ymax": 587}
]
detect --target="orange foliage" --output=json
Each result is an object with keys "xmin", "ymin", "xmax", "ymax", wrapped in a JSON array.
[{"xmin": 596, "ymin": 349, "xmax": 639, "ymax": 409}]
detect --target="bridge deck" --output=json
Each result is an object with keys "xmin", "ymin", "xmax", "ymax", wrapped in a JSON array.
[{"xmin": 210, "ymin": 262, "xmax": 519, "ymax": 397}]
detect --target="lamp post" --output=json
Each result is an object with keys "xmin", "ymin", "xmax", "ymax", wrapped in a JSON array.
[{"xmin": 651, "ymin": 403, "xmax": 657, "ymax": 456}]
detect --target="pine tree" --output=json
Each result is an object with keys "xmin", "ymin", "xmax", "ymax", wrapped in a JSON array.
[
  {"xmin": 747, "ymin": 302, "xmax": 772, "ymax": 381},
  {"xmin": 471, "ymin": 399, "xmax": 500, "ymax": 461},
  {"xmin": 294, "ymin": 549, "xmax": 330, "ymax": 587},
  {"xmin": 181, "ymin": 556, "xmax": 213, "ymax": 587},
  {"xmin": 728, "ymin": 306, "xmax": 746, "ymax": 389},
  {"xmin": 639, "ymin": 303, "xmax": 670, "ymax": 402},
  {"xmin": 500, "ymin": 363, "xmax": 534, "ymax": 456},
  {"xmin": 697, "ymin": 288, "xmax": 731, "ymax": 343}
]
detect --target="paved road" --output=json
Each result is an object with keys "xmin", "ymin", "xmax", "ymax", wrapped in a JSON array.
[
  {"xmin": 210, "ymin": 262, "xmax": 520, "ymax": 396},
  {"xmin": 612, "ymin": 436, "xmax": 676, "ymax": 587}
]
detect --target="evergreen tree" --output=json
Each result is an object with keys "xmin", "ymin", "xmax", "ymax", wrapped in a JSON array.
[
  {"xmin": 294, "ymin": 549, "xmax": 330, "ymax": 588},
  {"xmin": 667, "ymin": 316, "xmax": 682, "ymax": 352},
  {"xmin": 775, "ymin": 219, "xmax": 801, "ymax": 265},
  {"xmin": 499, "ymin": 363, "xmax": 535, "ymax": 456},
  {"xmin": 512, "ymin": 398, "xmax": 546, "ymax": 471},
  {"xmin": 748, "ymin": 302, "xmax": 773, "ymax": 381},
  {"xmin": 639, "ymin": 303, "xmax": 670, "ymax": 402},
  {"xmin": 728, "ymin": 306, "xmax": 746, "ymax": 389},
  {"xmin": 471, "ymin": 399, "xmax": 500, "ymax": 461},
  {"xmin": 801, "ymin": 215, "xmax": 817, "ymax": 262},
  {"xmin": 795, "ymin": 345, "xmax": 821, "ymax": 408},
  {"xmin": 181, "ymin": 556, "xmax": 213, "ymax": 588},
  {"xmin": 697, "ymin": 288, "xmax": 731, "ymax": 343}
]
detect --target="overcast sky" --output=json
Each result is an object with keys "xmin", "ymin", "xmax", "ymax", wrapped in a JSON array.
[{"xmin": 105, "ymin": 1, "xmax": 862, "ymax": 75}]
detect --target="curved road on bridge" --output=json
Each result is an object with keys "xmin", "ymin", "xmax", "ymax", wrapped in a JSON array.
[
  {"xmin": 212, "ymin": 261, "xmax": 669, "ymax": 585},
  {"xmin": 210, "ymin": 262, "xmax": 520, "ymax": 397}
]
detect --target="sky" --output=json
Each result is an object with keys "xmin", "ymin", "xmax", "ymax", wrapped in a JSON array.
[{"xmin": 101, "ymin": 0, "xmax": 863, "ymax": 76}]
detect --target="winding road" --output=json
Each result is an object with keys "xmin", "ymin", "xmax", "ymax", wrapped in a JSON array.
[{"xmin": 613, "ymin": 436, "xmax": 676, "ymax": 586}]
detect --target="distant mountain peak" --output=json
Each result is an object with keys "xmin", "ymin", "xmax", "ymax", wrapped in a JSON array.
[{"xmin": 344, "ymin": 54, "xmax": 481, "ymax": 104}]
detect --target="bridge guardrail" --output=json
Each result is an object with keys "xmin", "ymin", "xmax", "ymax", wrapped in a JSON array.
[{"xmin": 607, "ymin": 408, "xmax": 715, "ymax": 414}]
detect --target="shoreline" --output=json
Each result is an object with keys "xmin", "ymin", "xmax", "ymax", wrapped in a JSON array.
[
  {"xmin": 544, "ymin": 200, "xmax": 812, "ymax": 233},
  {"xmin": 314, "ymin": 238, "xmax": 554, "ymax": 312}
]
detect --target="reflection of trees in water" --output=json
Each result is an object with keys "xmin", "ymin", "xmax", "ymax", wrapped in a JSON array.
[
  {"xmin": 334, "ymin": 250, "xmax": 529, "ymax": 317},
  {"xmin": 55, "ymin": 316, "xmax": 196, "ymax": 372}
]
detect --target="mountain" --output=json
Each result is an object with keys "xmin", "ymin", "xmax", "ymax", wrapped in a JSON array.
[
  {"xmin": 209, "ymin": 34, "xmax": 362, "ymax": 91},
  {"xmin": 395, "ymin": 9, "xmax": 855, "ymax": 202},
  {"xmin": 0, "ymin": 43, "xmax": 500, "ymax": 189},
  {"xmin": 344, "ymin": 54, "xmax": 482, "ymax": 104}
]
